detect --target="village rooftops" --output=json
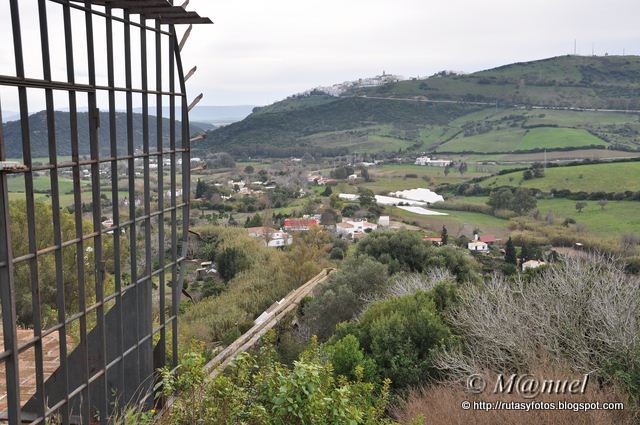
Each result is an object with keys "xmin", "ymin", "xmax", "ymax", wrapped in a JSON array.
[{"xmin": 283, "ymin": 218, "xmax": 318, "ymax": 231}]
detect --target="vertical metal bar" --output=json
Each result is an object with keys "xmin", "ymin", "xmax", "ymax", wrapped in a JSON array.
[
  {"xmin": 83, "ymin": 2, "xmax": 108, "ymax": 424},
  {"xmin": 155, "ymin": 20, "xmax": 166, "ymax": 369},
  {"xmin": 168, "ymin": 26, "xmax": 178, "ymax": 368},
  {"xmin": 123, "ymin": 10, "xmax": 141, "ymax": 389},
  {"xmin": 57, "ymin": 3, "xmax": 81, "ymax": 423},
  {"xmin": 173, "ymin": 26, "xmax": 191, "ymax": 344},
  {"xmin": 140, "ymin": 16, "xmax": 154, "ymax": 400},
  {"xmin": 0, "ymin": 95, "xmax": 20, "ymax": 424},
  {"xmin": 105, "ymin": 3, "xmax": 125, "ymax": 410},
  {"xmin": 33, "ymin": 0, "xmax": 56, "ymax": 421}
]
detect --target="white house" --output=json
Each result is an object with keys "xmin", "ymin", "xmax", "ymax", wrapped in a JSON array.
[
  {"xmin": 347, "ymin": 174, "xmax": 359, "ymax": 182},
  {"xmin": 246, "ymin": 226, "xmax": 293, "ymax": 248},
  {"xmin": 336, "ymin": 219, "xmax": 378, "ymax": 239},
  {"xmin": 468, "ymin": 234, "xmax": 489, "ymax": 252},
  {"xmin": 378, "ymin": 216, "xmax": 390, "ymax": 227},
  {"xmin": 522, "ymin": 260, "xmax": 546, "ymax": 271},
  {"xmin": 414, "ymin": 156, "xmax": 452, "ymax": 167}
]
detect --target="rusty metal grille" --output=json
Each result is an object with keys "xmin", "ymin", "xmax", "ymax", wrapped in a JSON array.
[{"xmin": 0, "ymin": 1, "xmax": 209, "ymax": 423}]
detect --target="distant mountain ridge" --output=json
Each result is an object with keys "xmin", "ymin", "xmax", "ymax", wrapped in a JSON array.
[
  {"xmin": 198, "ymin": 55, "xmax": 640, "ymax": 158},
  {"xmin": 2, "ymin": 110, "xmax": 209, "ymax": 159},
  {"xmin": 136, "ymin": 105, "xmax": 256, "ymax": 125}
]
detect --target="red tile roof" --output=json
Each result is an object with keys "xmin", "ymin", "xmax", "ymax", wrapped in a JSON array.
[{"xmin": 479, "ymin": 235, "xmax": 498, "ymax": 243}]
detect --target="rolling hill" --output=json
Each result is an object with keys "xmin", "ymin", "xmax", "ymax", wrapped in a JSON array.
[
  {"xmin": 2, "ymin": 110, "xmax": 209, "ymax": 159},
  {"xmin": 199, "ymin": 55, "xmax": 640, "ymax": 158},
  {"xmin": 479, "ymin": 160, "xmax": 640, "ymax": 193}
]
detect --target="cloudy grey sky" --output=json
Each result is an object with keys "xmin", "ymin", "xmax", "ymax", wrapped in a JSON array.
[
  {"xmin": 2, "ymin": 0, "xmax": 640, "ymax": 112},
  {"xmin": 184, "ymin": 0, "xmax": 640, "ymax": 106}
]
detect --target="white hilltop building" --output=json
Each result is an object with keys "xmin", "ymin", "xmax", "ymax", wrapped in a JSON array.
[{"xmin": 300, "ymin": 71, "xmax": 404, "ymax": 97}]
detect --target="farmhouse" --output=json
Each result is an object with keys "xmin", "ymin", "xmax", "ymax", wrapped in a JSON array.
[
  {"xmin": 468, "ymin": 234, "xmax": 489, "ymax": 252},
  {"xmin": 336, "ymin": 219, "xmax": 378, "ymax": 239},
  {"xmin": 414, "ymin": 156, "xmax": 452, "ymax": 167},
  {"xmin": 522, "ymin": 259, "xmax": 546, "ymax": 271},
  {"xmin": 478, "ymin": 235, "xmax": 499, "ymax": 245},
  {"xmin": 246, "ymin": 226, "xmax": 293, "ymax": 248}
]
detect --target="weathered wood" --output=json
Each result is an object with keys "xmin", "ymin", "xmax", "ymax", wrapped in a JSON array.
[{"xmin": 204, "ymin": 268, "xmax": 335, "ymax": 376}]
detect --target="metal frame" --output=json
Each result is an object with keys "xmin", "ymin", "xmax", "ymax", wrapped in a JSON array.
[{"xmin": 0, "ymin": 1, "xmax": 209, "ymax": 423}]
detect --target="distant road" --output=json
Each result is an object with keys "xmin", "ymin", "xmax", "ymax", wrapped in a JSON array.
[{"xmin": 350, "ymin": 95, "xmax": 640, "ymax": 114}]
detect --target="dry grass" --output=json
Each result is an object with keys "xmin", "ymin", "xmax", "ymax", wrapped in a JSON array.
[{"xmin": 391, "ymin": 364, "xmax": 637, "ymax": 425}]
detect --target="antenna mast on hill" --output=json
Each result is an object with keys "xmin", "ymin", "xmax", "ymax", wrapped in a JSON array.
[{"xmin": 574, "ymin": 39, "xmax": 577, "ymax": 55}]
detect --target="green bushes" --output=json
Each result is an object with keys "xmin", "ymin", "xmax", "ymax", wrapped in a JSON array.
[
  {"xmin": 356, "ymin": 230, "xmax": 433, "ymax": 274},
  {"xmin": 330, "ymin": 285, "xmax": 457, "ymax": 389},
  {"xmin": 301, "ymin": 256, "xmax": 388, "ymax": 340},
  {"xmin": 355, "ymin": 230, "xmax": 481, "ymax": 281},
  {"xmin": 160, "ymin": 333, "xmax": 393, "ymax": 425}
]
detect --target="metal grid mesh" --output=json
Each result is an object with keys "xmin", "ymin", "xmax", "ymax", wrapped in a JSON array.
[{"xmin": 0, "ymin": 1, "xmax": 204, "ymax": 423}]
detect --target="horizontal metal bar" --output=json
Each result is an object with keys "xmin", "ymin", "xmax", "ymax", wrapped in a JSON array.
[
  {"xmin": 53, "ymin": 0, "xmax": 175, "ymax": 35},
  {"xmin": 0, "ymin": 75, "xmax": 186, "ymax": 98},
  {"xmin": 0, "ymin": 75, "xmax": 95, "ymax": 92},
  {"xmin": 0, "ymin": 258, "xmax": 186, "ymax": 360},
  {"xmin": 8, "ymin": 149, "xmax": 190, "ymax": 173}
]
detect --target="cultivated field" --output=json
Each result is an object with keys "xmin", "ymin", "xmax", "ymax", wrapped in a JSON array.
[{"xmin": 480, "ymin": 161, "xmax": 640, "ymax": 192}]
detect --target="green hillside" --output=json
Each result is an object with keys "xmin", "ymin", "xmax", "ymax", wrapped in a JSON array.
[
  {"xmin": 2, "ymin": 110, "xmax": 207, "ymax": 159},
  {"xmin": 200, "ymin": 56, "xmax": 640, "ymax": 158},
  {"xmin": 352, "ymin": 55, "xmax": 640, "ymax": 110},
  {"xmin": 200, "ymin": 97, "xmax": 481, "ymax": 157},
  {"xmin": 480, "ymin": 161, "xmax": 640, "ymax": 193}
]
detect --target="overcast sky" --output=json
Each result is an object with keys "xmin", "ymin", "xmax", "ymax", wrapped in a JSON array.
[{"xmin": 2, "ymin": 0, "xmax": 640, "ymax": 112}]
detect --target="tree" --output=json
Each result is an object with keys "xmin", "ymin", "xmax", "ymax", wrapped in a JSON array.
[
  {"xmin": 598, "ymin": 199, "xmax": 608, "ymax": 210},
  {"xmin": 244, "ymin": 165, "xmax": 255, "ymax": 174},
  {"xmin": 441, "ymin": 225, "xmax": 448, "ymax": 245},
  {"xmin": 512, "ymin": 188, "xmax": 537, "ymax": 215},
  {"xmin": 217, "ymin": 247, "xmax": 250, "ymax": 281},
  {"xmin": 321, "ymin": 185, "xmax": 333, "ymax": 197},
  {"xmin": 195, "ymin": 178, "xmax": 208, "ymax": 199},
  {"xmin": 532, "ymin": 162, "xmax": 545, "ymax": 178},
  {"xmin": 575, "ymin": 201, "xmax": 587, "ymax": 213},
  {"xmin": 458, "ymin": 162, "xmax": 468, "ymax": 175},
  {"xmin": 244, "ymin": 213, "xmax": 262, "ymax": 228},
  {"xmin": 520, "ymin": 242, "xmax": 531, "ymax": 263},
  {"xmin": 301, "ymin": 256, "xmax": 388, "ymax": 340},
  {"xmin": 10, "ymin": 201, "xmax": 121, "ymax": 327},
  {"xmin": 359, "ymin": 166, "xmax": 371, "ymax": 182},
  {"xmin": 523, "ymin": 170, "xmax": 534, "ymax": 180},
  {"xmin": 358, "ymin": 187, "xmax": 376, "ymax": 208},
  {"xmin": 488, "ymin": 188, "xmax": 514, "ymax": 211},
  {"xmin": 320, "ymin": 208, "xmax": 338, "ymax": 226},
  {"xmin": 444, "ymin": 165, "xmax": 451, "ymax": 176},
  {"xmin": 504, "ymin": 237, "xmax": 517, "ymax": 265}
]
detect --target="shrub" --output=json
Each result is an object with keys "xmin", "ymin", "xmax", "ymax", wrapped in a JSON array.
[
  {"xmin": 301, "ymin": 256, "xmax": 388, "ymax": 341},
  {"xmin": 332, "ymin": 287, "xmax": 456, "ymax": 389},
  {"xmin": 435, "ymin": 255, "xmax": 640, "ymax": 400},
  {"xmin": 161, "ymin": 334, "xmax": 393, "ymax": 425}
]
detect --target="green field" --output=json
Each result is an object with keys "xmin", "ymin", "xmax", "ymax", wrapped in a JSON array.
[
  {"xmin": 536, "ymin": 198, "xmax": 640, "ymax": 236},
  {"xmin": 388, "ymin": 206, "xmax": 510, "ymax": 238},
  {"xmin": 443, "ymin": 195, "xmax": 640, "ymax": 237},
  {"xmin": 437, "ymin": 127, "xmax": 605, "ymax": 153},
  {"xmin": 7, "ymin": 175, "xmax": 76, "ymax": 194},
  {"xmin": 337, "ymin": 164, "xmax": 496, "ymax": 194},
  {"xmin": 480, "ymin": 161, "xmax": 640, "ymax": 192}
]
